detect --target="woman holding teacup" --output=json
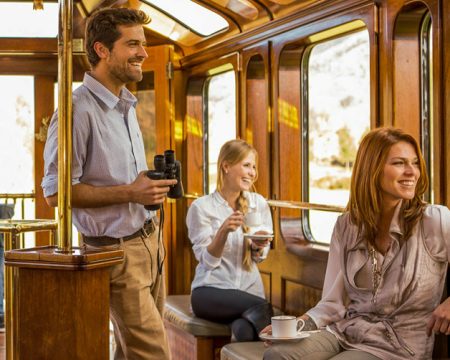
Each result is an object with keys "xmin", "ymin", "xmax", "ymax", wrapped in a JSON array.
[
  {"xmin": 186, "ymin": 139, "xmax": 274, "ymax": 342},
  {"xmin": 263, "ymin": 128, "xmax": 450, "ymax": 359}
]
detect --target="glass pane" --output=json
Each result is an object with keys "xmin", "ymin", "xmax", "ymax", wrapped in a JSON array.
[
  {"xmin": 211, "ymin": 0, "xmax": 258, "ymax": 20},
  {"xmin": 53, "ymin": 82, "xmax": 84, "ymax": 110},
  {"xmin": 0, "ymin": 76, "xmax": 35, "ymax": 245},
  {"xmin": 306, "ymin": 30, "xmax": 370, "ymax": 243},
  {"xmin": 135, "ymin": 72, "xmax": 156, "ymax": 167},
  {"xmin": 0, "ymin": 2, "xmax": 58, "ymax": 38},
  {"xmin": 145, "ymin": 0, "xmax": 228, "ymax": 36},
  {"xmin": 206, "ymin": 71, "xmax": 236, "ymax": 193}
]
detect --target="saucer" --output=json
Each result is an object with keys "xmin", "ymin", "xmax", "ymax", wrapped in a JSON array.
[
  {"xmin": 259, "ymin": 332, "xmax": 310, "ymax": 343},
  {"xmin": 243, "ymin": 234, "xmax": 274, "ymax": 240}
]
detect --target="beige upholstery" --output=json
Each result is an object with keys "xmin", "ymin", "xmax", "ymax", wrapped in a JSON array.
[
  {"xmin": 164, "ymin": 295, "xmax": 231, "ymax": 337},
  {"xmin": 221, "ymin": 342, "xmax": 266, "ymax": 360}
]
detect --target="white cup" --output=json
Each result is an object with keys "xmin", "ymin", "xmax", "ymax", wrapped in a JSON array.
[
  {"xmin": 245, "ymin": 212, "xmax": 261, "ymax": 228},
  {"xmin": 271, "ymin": 315, "xmax": 305, "ymax": 338}
]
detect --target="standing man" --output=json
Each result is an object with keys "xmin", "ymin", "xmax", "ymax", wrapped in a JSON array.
[{"xmin": 42, "ymin": 8, "xmax": 174, "ymax": 359}]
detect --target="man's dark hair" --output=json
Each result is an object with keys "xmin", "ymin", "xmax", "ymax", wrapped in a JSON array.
[{"xmin": 85, "ymin": 8, "xmax": 150, "ymax": 67}]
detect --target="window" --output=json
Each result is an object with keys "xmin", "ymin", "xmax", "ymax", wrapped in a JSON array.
[
  {"xmin": 134, "ymin": 72, "xmax": 157, "ymax": 167},
  {"xmin": 0, "ymin": 2, "xmax": 58, "ymax": 38},
  {"xmin": 143, "ymin": 0, "xmax": 228, "ymax": 36},
  {"xmin": 211, "ymin": 0, "xmax": 258, "ymax": 20},
  {"xmin": 53, "ymin": 82, "xmax": 83, "ymax": 110},
  {"xmin": 205, "ymin": 71, "xmax": 236, "ymax": 193},
  {"xmin": 0, "ymin": 76, "xmax": 35, "ymax": 246},
  {"xmin": 303, "ymin": 29, "xmax": 370, "ymax": 243}
]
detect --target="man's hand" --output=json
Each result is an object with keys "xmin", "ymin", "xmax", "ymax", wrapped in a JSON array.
[
  {"xmin": 427, "ymin": 297, "xmax": 450, "ymax": 336},
  {"xmin": 46, "ymin": 171, "xmax": 178, "ymax": 209},
  {"xmin": 130, "ymin": 171, "xmax": 177, "ymax": 206}
]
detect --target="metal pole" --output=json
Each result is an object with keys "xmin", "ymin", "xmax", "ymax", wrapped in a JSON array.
[{"xmin": 57, "ymin": 0, "xmax": 73, "ymax": 252}]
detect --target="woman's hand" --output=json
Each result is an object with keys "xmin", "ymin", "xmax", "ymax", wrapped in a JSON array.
[
  {"xmin": 220, "ymin": 211, "xmax": 244, "ymax": 234},
  {"xmin": 260, "ymin": 314, "xmax": 316, "ymax": 347},
  {"xmin": 427, "ymin": 297, "xmax": 450, "ymax": 336},
  {"xmin": 260, "ymin": 324, "xmax": 273, "ymax": 347},
  {"xmin": 207, "ymin": 211, "xmax": 244, "ymax": 258},
  {"xmin": 260, "ymin": 324, "xmax": 272, "ymax": 336},
  {"xmin": 249, "ymin": 230, "xmax": 272, "ymax": 249},
  {"xmin": 298, "ymin": 314, "xmax": 318, "ymax": 331}
]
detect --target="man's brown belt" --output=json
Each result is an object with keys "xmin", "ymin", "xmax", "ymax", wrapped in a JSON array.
[{"xmin": 82, "ymin": 219, "xmax": 156, "ymax": 244}]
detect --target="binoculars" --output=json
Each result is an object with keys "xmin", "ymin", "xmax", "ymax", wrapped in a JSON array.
[{"xmin": 145, "ymin": 150, "xmax": 183, "ymax": 211}]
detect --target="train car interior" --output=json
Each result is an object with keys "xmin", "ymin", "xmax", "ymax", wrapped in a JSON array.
[{"xmin": 1, "ymin": 0, "xmax": 450, "ymax": 359}]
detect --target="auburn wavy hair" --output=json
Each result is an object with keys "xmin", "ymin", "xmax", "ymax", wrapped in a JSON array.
[
  {"xmin": 346, "ymin": 127, "xmax": 428, "ymax": 244},
  {"xmin": 217, "ymin": 139, "xmax": 258, "ymax": 271}
]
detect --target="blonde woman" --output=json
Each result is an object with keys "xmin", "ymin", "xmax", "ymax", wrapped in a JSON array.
[
  {"xmin": 263, "ymin": 127, "xmax": 450, "ymax": 359},
  {"xmin": 186, "ymin": 139, "xmax": 273, "ymax": 341}
]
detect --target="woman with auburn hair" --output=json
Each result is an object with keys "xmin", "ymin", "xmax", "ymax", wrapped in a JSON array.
[
  {"xmin": 263, "ymin": 127, "xmax": 450, "ymax": 359},
  {"xmin": 186, "ymin": 139, "xmax": 274, "ymax": 341}
]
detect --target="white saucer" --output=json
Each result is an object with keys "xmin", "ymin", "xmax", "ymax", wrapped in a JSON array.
[
  {"xmin": 243, "ymin": 234, "xmax": 274, "ymax": 240},
  {"xmin": 259, "ymin": 332, "xmax": 310, "ymax": 343}
]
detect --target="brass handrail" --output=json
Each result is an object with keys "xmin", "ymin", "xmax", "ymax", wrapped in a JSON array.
[
  {"xmin": 183, "ymin": 193, "xmax": 201, "ymax": 200},
  {"xmin": 183, "ymin": 193, "xmax": 345, "ymax": 213},
  {"xmin": 267, "ymin": 200, "xmax": 345, "ymax": 213},
  {"xmin": 0, "ymin": 193, "xmax": 36, "ymax": 224},
  {"xmin": 0, "ymin": 219, "xmax": 57, "ymax": 360},
  {"xmin": 0, "ymin": 193, "xmax": 35, "ymax": 200}
]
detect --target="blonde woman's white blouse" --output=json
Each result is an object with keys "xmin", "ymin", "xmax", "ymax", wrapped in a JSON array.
[{"xmin": 186, "ymin": 191, "xmax": 273, "ymax": 298}]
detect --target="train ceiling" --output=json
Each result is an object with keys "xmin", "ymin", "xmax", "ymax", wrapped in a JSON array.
[{"xmin": 0, "ymin": 0, "xmax": 328, "ymax": 56}]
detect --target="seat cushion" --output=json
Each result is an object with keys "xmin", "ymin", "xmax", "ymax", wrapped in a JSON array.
[
  {"xmin": 221, "ymin": 342, "xmax": 266, "ymax": 360},
  {"xmin": 164, "ymin": 295, "xmax": 231, "ymax": 337}
]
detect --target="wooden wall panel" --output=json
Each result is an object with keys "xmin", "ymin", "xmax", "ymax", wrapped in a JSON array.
[
  {"xmin": 278, "ymin": 49, "xmax": 302, "ymax": 207},
  {"xmin": 391, "ymin": 3, "xmax": 425, "ymax": 139},
  {"xmin": 141, "ymin": 45, "xmax": 180, "ymax": 293},
  {"xmin": 243, "ymin": 45, "xmax": 271, "ymax": 198},
  {"xmin": 260, "ymin": 271, "xmax": 272, "ymax": 303},
  {"xmin": 283, "ymin": 279, "xmax": 323, "ymax": 316},
  {"xmin": 443, "ymin": 0, "xmax": 450, "ymax": 205}
]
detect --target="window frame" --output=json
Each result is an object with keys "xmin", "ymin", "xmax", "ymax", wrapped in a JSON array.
[
  {"xmin": 184, "ymin": 54, "xmax": 240, "ymax": 198},
  {"xmin": 272, "ymin": 6, "xmax": 378, "ymax": 250},
  {"xmin": 203, "ymin": 68, "xmax": 238, "ymax": 194},
  {"xmin": 300, "ymin": 25, "xmax": 371, "ymax": 243}
]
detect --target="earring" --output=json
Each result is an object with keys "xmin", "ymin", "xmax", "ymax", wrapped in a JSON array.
[{"xmin": 225, "ymin": 170, "xmax": 228, "ymax": 174}]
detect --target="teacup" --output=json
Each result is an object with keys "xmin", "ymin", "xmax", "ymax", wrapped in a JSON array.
[
  {"xmin": 245, "ymin": 212, "xmax": 261, "ymax": 228},
  {"xmin": 271, "ymin": 315, "xmax": 305, "ymax": 338}
]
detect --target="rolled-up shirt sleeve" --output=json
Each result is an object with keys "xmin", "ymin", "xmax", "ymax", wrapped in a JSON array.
[
  {"xmin": 41, "ymin": 112, "xmax": 59, "ymax": 197},
  {"xmin": 41, "ymin": 107, "xmax": 89, "ymax": 197},
  {"xmin": 186, "ymin": 202, "xmax": 221, "ymax": 269},
  {"xmin": 307, "ymin": 220, "xmax": 347, "ymax": 328}
]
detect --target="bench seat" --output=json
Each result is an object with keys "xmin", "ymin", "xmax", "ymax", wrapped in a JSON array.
[
  {"xmin": 221, "ymin": 342, "xmax": 266, "ymax": 360},
  {"xmin": 164, "ymin": 295, "xmax": 231, "ymax": 360},
  {"xmin": 164, "ymin": 294, "xmax": 231, "ymax": 337}
]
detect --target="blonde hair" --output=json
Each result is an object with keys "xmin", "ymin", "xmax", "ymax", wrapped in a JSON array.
[
  {"xmin": 217, "ymin": 139, "xmax": 258, "ymax": 271},
  {"xmin": 347, "ymin": 127, "xmax": 428, "ymax": 245}
]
